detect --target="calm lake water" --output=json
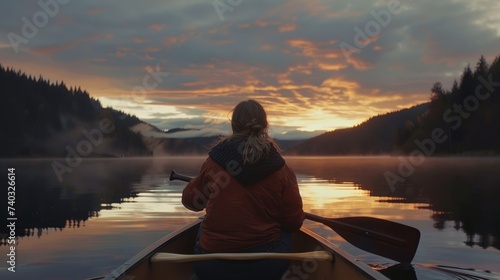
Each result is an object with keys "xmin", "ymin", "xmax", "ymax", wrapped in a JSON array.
[{"xmin": 1, "ymin": 157, "xmax": 500, "ymax": 280}]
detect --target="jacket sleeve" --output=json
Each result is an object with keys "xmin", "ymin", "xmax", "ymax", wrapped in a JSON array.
[
  {"xmin": 182, "ymin": 159, "xmax": 210, "ymax": 212},
  {"xmin": 280, "ymin": 165, "xmax": 305, "ymax": 232}
]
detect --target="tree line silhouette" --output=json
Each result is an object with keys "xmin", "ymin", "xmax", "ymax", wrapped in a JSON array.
[
  {"xmin": 286, "ymin": 104, "xmax": 429, "ymax": 155},
  {"xmin": 287, "ymin": 54, "xmax": 500, "ymax": 155},
  {"xmin": 0, "ymin": 64, "xmax": 151, "ymax": 157},
  {"xmin": 2, "ymin": 54, "xmax": 499, "ymax": 157},
  {"xmin": 398, "ymin": 55, "xmax": 500, "ymax": 155}
]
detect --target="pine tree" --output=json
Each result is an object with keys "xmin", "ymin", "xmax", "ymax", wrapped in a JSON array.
[{"xmin": 474, "ymin": 55, "xmax": 489, "ymax": 79}]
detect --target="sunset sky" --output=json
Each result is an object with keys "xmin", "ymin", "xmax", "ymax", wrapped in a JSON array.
[{"xmin": 1, "ymin": 0, "xmax": 500, "ymax": 139}]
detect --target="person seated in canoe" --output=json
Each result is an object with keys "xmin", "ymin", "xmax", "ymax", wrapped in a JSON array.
[{"xmin": 182, "ymin": 99, "xmax": 305, "ymax": 280}]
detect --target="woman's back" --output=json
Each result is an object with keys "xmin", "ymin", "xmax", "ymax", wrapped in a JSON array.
[
  {"xmin": 181, "ymin": 99, "xmax": 304, "ymax": 280},
  {"xmin": 184, "ymin": 156, "xmax": 302, "ymax": 252}
]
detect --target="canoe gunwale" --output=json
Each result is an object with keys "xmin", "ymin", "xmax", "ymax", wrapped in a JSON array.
[
  {"xmin": 103, "ymin": 217, "xmax": 389, "ymax": 280},
  {"xmin": 299, "ymin": 227, "xmax": 390, "ymax": 280},
  {"xmin": 103, "ymin": 218, "xmax": 204, "ymax": 280}
]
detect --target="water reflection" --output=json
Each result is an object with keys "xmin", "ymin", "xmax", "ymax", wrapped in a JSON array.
[
  {"xmin": 1, "ymin": 157, "xmax": 499, "ymax": 264},
  {"xmin": 426, "ymin": 174, "xmax": 500, "ymax": 250},
  {"xmin": 0, "ymin": 157, "xmax": 209, "ymax": 245},
  {"xmin": 2, "ymin": 157, "xmax": 500, "ymax": 254},
  {"xmin": 286, "ymin": 157, "xmax": 500, "ymax": 252},
  {"xmin": 1, "ymin": 159, "xmax": 148, "ymax": 244}
]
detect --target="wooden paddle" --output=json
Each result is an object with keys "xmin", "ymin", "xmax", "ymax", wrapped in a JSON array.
[
  {"xmin": 152, "ymin": 251, "xmax": 333, "ymax": 263},
  {"xmin": 170, "ymin": 170, "xmax": 420, "ymax": 264},
  {"xmin": 304, "ymin": 213, "xmax": 420, "ymax": 264}
]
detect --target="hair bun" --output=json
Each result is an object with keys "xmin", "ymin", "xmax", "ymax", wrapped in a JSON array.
[
  {"xmin": 244, "ymin": 119, "xmax": 263, "ymax": 134},
  {"xmin": 250, "ymin": 123, "xmax": 263, "ymax": 133}
]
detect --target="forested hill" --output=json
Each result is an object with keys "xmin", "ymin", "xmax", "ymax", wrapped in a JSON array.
[
  {"xmin": 287, "ymin": 54, "xmax": 500, "ymax": 156},
  {"xmin": 397, "ymin": 55, "xmax": 500, "ymax": 155},
  {"xmin": 286, "ymin": 104, "xmax": 429, "ymax": 155},
  {"xmin": 0, "ymin": 65, "xmax": 151, "ymax": 157}
]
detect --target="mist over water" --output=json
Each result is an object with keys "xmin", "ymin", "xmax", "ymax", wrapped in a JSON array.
[{"xmin": 1, "ymin": 156, "xmax": 499, "ymax": 279}]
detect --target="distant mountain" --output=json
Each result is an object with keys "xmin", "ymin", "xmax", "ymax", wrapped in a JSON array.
[
  {"xmin": 0, "ymin": 65, "xmax": 151, "ymax": 157},
  {"xmin": 131, "ymin": 122, "xmax": 304, "ymax": 155},
  {"xmin": 165, "ymin": 127, "xmax": 199, "ymax": 134},
  {"xmin": 275, "ymin": 139, "xmax": 305, "ymax": 151},
  {"xmin": 286, "ymin": 104, "xmax": 429, "ymax": 155}
]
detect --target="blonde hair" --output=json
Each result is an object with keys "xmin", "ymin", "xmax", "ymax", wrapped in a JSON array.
[{"xmin": 222, "ymin": 99, "xmax": 280, "ymax": 164}]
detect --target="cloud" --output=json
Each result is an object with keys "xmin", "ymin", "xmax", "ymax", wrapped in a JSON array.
[
  {"xmin": 33, "ymin": 34, "xmax": 107, "ymax": 56},
  {"xmin": 149, "ymin": 23, "xmax": 167, "ymax": 31},
  {"xmin": 1, "ymin": 0, "xmax": 499, "ymax": 139},
  {"xmin": 87, "ymin": 8, "xmax": 103, "ymax": 15}
]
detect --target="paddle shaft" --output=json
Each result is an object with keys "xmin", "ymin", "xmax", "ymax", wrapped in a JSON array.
[{"xmin": 170, "ymin": 170, "xmax": 420, "ymax": 263}]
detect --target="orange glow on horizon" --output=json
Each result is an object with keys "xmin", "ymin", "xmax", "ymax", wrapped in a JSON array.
[{"xmin": 2, "ymin": 40, "xmax": 427, "ymax": 135}]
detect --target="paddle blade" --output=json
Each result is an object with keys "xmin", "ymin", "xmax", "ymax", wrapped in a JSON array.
[{"xmin": 305, "ymin": 213, "xmax": 420, "ymax": 263}]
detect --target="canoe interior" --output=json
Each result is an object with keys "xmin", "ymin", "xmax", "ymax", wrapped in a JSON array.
[{"xmin": 106, "ymin": 219, "xmax": 387, "ymax": 280}]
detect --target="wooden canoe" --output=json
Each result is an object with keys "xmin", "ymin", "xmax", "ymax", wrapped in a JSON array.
[{"xmin": 97, "ymin": 218, "xmax": 389, "ymax": 280}]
